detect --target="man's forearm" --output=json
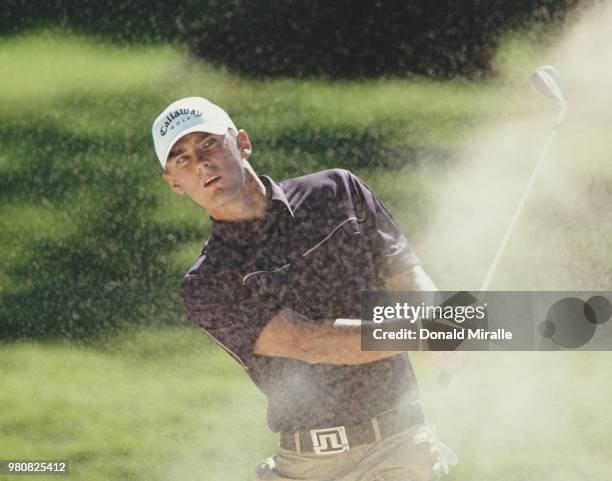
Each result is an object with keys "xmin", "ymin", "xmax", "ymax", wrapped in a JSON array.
[
  {"xmin": 295, "ymin": 311, "xmax": 403, "ymax": 364},
  {"xmin": 254, "ymin": 308, "xmax": 402, "ymax": 365}
]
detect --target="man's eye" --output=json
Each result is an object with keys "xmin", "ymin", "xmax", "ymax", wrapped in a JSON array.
[
  {"xmin": 177, "ymin": 155, "xmax": 190, "ymax": 164},
  {"xmin": 201, "ymin": 138, "xmax": 216, "ymax": 149}
]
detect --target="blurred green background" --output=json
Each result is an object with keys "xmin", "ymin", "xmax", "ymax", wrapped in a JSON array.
[
  {"xmin": 0, "ymin": 29, "xmax": 507, "ymax": 341},
  {"xmin": 1, "ymin": 2, "xmax": 612, "ymax": 480}
]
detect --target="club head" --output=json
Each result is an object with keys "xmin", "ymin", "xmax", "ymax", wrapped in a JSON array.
[
  {"xmin": 530, "ymin": 65, "xmax": 568, "ymax": 104},
  {"xmin": 530, "ymin": 65, "xmax": 568, "ymax": 124}
]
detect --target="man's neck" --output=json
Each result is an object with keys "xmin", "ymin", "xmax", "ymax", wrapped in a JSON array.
[{"xmin": 207, "ymin": 171, "xmax": 269, "ymax": 222}]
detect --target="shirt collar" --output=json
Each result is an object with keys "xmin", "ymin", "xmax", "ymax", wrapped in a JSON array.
[
  {"xmin": 210, "ymin": 175, "xmax": 293, "ymax": 245},
  {"xmin": 261, "ymin": 175, "xmax": 294, "ymax": 217}
]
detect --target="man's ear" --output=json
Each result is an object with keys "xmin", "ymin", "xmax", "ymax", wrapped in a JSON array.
[
  {"xmin": 236, "ymin": 129, "xmax": 252, "ymax": 160},
  {"xmin": 163, "ymin": 171, "xmax": 184, "ymax": 195}
]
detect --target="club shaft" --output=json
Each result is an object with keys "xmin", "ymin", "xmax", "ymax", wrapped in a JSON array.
[
  {"xmin": 436, "ymin": 125, "xmax": 560, "ymax": 388},
  {"xmin": 479, "ymin": 127, "xmax": 559, "ymax": 292}
]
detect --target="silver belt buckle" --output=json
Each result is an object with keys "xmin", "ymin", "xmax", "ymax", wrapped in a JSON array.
[{"xmin": 310, "ymin": 425, "xmax": 350, "ymax": 455}]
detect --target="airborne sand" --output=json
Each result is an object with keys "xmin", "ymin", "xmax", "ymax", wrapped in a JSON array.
[{"xmin": 415, "ymin": 3, "xmax": 612, "ymax": 479}]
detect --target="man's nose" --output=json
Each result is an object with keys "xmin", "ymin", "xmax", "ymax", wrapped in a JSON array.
[{"xmin": 196, "ymin": 151, "xmax": 210, "ymax": 171}]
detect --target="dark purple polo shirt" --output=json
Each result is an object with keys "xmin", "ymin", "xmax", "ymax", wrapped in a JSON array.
[{"xmin": 181, "ymin": 168, "xmax": 421, "ymax": 433}]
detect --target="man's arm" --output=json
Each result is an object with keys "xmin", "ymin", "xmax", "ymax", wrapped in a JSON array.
[
  {"xmin": 388, "ymin": 265, "xmax": 469, "ymax": 378},
  {"xmin": 253, "ymin": 264, "xmax": 433, "ymax": 364},
  {"xmin": 253, "ymin": 308, "xmax": 401, "ymax": 364}
]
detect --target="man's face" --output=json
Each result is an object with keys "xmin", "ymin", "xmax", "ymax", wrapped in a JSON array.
[{"xmin": 163, "ymin": 130, "xmax": 251, "ymax": 211}]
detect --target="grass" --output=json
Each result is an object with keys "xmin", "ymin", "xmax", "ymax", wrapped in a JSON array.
[
  {"xmin": 2, "ymin": 332, "xmax": 611, "ymax": 481},
  {"xmin": 1, "ymin": 25, "xmax": 612, "ymax": 481},
  {"xmin": 0, "ymin": 327, "xmax": 276, "ymax": 481}
]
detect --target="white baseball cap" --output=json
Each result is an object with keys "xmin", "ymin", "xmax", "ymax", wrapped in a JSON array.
[{"xmin": 152, "ymin": 96, "xmax": 238, "ymax": 169}]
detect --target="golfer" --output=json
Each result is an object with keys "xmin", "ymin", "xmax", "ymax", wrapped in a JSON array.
[{"xmin": 152, "ymin": 97, "xmax": 456, "ymax": 480}]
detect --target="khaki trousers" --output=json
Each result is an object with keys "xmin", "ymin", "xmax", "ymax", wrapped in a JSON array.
[{"xmin": 254, "ymin": 423, "xmax": 453, "ymax": 481}]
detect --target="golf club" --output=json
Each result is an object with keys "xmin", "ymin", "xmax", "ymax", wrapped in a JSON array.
[
  {"xmin": 479, "ymin": 65, "xmax": 568, "ymax": 293},
  {"xmin": 437, "ymin": 65, "xmax": 569, "ymax": 386}
]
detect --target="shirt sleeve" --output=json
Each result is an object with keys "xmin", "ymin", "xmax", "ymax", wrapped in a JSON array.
[
  {"xmin": 348, "ymin": 171, "xmax": 420, "ymax": 277},
  {"xmin": 180, "ymin": 268, "xmax": 281, "ymax": 366}
]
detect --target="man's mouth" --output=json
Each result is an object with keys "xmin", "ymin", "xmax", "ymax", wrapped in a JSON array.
[{"xmin": 204, "ymin": 175, "xmax": 221, "ymax": 188}]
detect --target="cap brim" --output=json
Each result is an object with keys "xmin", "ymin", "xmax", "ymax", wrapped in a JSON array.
[{"xmin": 162, "ymin": 123, "xmax": 229, "ymax": 168}]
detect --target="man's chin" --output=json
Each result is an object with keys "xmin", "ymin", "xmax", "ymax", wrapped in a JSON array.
[{"xmin": 201, "ymin": 190, "xmax": 237, "ymax": 212}]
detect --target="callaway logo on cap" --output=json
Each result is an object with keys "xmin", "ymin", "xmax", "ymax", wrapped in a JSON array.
[{"xmin": 152, "ymin": 97, "xmax": 238, "ymax": 169}]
